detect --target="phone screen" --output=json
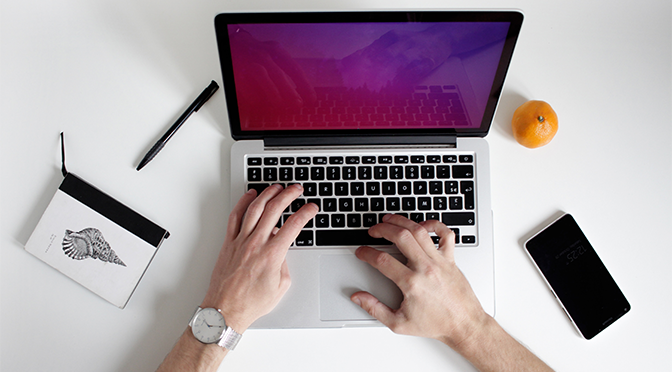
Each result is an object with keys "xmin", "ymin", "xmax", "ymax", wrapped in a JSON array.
[{"xmin": 525, "ymin": 214, "xmax": 630, "ymax": 339}]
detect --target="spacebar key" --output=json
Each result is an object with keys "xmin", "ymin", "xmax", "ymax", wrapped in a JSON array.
[{"xmin": 316, "ymin": 230, "xmax": 393, "ymax": 246}]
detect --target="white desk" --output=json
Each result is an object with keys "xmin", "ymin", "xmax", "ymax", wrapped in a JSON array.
[{"xmin": 1, "ymin": 0, "xmax": 670, "ymax": 371}]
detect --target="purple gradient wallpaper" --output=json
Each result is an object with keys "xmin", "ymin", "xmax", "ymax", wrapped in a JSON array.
[{"xmin": 227, "ymin": 22, "xmax": 509, "ymax": 131}]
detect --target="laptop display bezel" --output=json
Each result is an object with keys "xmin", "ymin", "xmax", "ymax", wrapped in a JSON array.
[{"xmin": 214, "ymin": 11, "xmax": 523, "ymax": 141}]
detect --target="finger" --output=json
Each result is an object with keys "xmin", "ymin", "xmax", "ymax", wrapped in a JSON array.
[
  {"xmin": 368, "ymin": 218, "xmax": 427, "ymax": 264},
  {"xmin": 269, "ymin": 202, "xmax": 318, "ymax": 260},
  {"xmin": 355, "ymin": 246, "xmax": 410, "ymax": 285},
  {"xmin": 379, "ymin": 214, "xmax": 437, "ymax": 255},
  {"xmin": 420, "ymin": 219, "xmax": 456, "ymax": 262},
  {"xmin": 253, "ymin": 184, "xmax": 305, "ymax": 237},
  {"xmin": 239, "ymin": 184, "xmax": 284, "ymax": 236},
  {"xmin": 350, "ymin": 291, "xmax": 397, "ymax": 327},
  {"xmin": 226, "ymin": 188, "xmax": 258, "ymax": 239}
]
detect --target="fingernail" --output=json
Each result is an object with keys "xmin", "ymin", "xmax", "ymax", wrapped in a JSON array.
[
  {"xmin": 352, "ymin": 297, "xmax": 361, "ymax": 306},
  {"xmin": 382, "ymin": 214, "xmax": 392, "ymax": 222},
  {"xmin": 292, "ymin": 183, "xmax": 303, "ymax": 191}
]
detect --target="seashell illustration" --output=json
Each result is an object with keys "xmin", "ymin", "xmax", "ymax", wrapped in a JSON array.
[{"xmin": 62, "ymin": 228, "xmax": 126, "ymax": 267}]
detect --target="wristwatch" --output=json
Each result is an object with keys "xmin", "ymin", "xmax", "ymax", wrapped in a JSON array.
[{"xmin": 188, "ymin": 307, "xmax": 242, "ymax": 350}]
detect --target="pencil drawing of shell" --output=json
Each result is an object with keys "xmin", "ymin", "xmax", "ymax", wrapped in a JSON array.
[{"xmin": 62, "ymin": 228, "xmax": 126, "ymax": 267}]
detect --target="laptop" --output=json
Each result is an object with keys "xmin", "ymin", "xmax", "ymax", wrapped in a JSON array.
[{"xmin": 214, "ymin": 11, "xmax": 523, "ymax": 328}]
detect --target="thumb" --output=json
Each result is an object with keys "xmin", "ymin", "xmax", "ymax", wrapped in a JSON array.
[{"xmin": 351, "ymin": 291, "xmax": 396, "ymax": 327}]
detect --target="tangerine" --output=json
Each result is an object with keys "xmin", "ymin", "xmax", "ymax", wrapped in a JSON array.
[{"xmin": 511, "ymin": 100, "xmax": 558, "ymax": 148}]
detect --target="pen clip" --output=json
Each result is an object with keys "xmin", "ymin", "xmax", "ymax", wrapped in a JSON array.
[{"xmin": 60, "ymin": 132, "xmax": 68, "ymax": 177}]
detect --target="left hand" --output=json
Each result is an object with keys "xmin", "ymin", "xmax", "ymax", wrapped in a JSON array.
[{"xmin": 201, "ymin": 184, "xmax": 318, "ymax": 333}]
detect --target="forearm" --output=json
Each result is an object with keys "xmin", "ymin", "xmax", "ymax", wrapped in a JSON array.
[
  {"xmin": 448, "ymin": 316, "xmax": 554, "ymax": 372},
  {"xmin": 156, "ymin": 328, "xmax": 228, "ymax": 372}
]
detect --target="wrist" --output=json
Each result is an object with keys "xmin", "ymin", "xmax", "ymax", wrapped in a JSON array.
[{"xmin": 438, "ymin": 310, "xmax": 494, "ymax": 354}]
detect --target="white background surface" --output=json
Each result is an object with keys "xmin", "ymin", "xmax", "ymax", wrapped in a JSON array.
[{"xmin": 1, "ymin": 0, "xmax": 670, "ymax": 371}]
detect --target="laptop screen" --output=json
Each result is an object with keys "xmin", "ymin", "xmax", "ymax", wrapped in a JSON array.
[{"xmin": 215, "ymin": 12, "xmax": 523, "ymax": 140}]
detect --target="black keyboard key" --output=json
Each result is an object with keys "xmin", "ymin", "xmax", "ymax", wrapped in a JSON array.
[
  {"xmin": 319, "ymin": 183, "xmax": 333, "ymax": 196},
  {"xmin": 445, "ymin": 181, "xmax": 459, "ymax": 194},
  {"xmin": 297, "ymin": 157, "xmax": 311, "ymax": 165},
  {"xmin": 295, "ymin": 167, "xmax": 309, "ymax": 181},
  {"xmin": 398, "ymin": 181, "xmax": 412, "ymax": 195},
  {"xmin": 382, "ymin": 182, "xmax": 396, "ymax": 195},
  {"xmin": 410, "ymin": 213, "xmax": 424, "ymax": 223},
  {"xmin": 346, "ymin": 156, "xmax": 360, "ymax": 164},
  {"xmin": 264, "ymin": 168, "xmax": 277, "ymax": 181},
  {"xmin": 371, "ymin": 197, "xmax": 385, "ymax": 211},
  {"xmin": 434, "ymin": 196, "xmax": 447, "ymax": 210},
  {"xmin": 443, "ymin": 155, "xmax": 457, "ymax": 163},
  {"xmin": 442, "ymin": 212, "xmax": 475, "ymax": 225},
  {"xmin": 248, "ymin": 157, "xmax": 262, "ymax": 165},
  {"xmin": 280, "ymin": 157, "xmax": 295, "ymax": 165},
  {"xmin": 453, "ymin": 165, "xmax": 474, "ymax": 178},
  {"xmin": 378, "ymin": 156, "xmax": 392, "ymax": 164},
  {"xmin": 350, "ymin": 182, "xmax": 365, "ymax": 195},
  {"xmin": 248, "ymin": 168, "xmax": 262, "ymax": 182},
  {"xmin": 291, "ymin": 198, "xmax": 306, "ymax": 212},
  {"xmin": 339, "ymin": 198, "xmax": 353, "ymax": 212},
  {"xmin": 331, "ymin": 214, "xmax": 346, "ymax": 227},
  {"xmin": 316, "ymin": 229, "xmax": 392, "ymax": 246},
  {"xmin": 315, "ymin": 214, "xmax": 329, "ymax": 227},
  {"xmin": 347, "ymin": 214, "xmax": 361, "ymax": 228},
  {"xmin": 374, "ymin": 166, "xmax": 387, "ymax": 179},
  {"xmin": 413, "ymin": 181, "xmax": 427, "ymax": 195},
  {"xmin": 426, "ymin": 212, "xmax": 440, "ymax": 221},
  {"xmin": 387, "ymin": 197, "xmax": 400, "ymax": 211},
  {"xmin": 449, "ymin": 196, "xmax": 463, "ymax": 210},
  {"xmin": 334, "ymin": 182, "xmax": 348, "ymax": 196},
  {"xmin": 459, "ymin": 155, "xmax": 473, "ymax": 163},
  {"xmin": 326, "ymin": 166, "xmax": 340, "ymax": 180},
  {"xmin": 313, "ymin": 156, "xmax": 327, "ymax": 164},
  {"xmin": 402, "ymin": 197, "xmax": 416, "ymax": 211},
  {"xmin": 405, "ymin": 165, "xmax": 419, "ymax": 179},
  {"xmin": 394, "ymin": 155, "xmax": 409, "ymax": 163},
  {"xmin": 462, "ymin": 235, "xmax": 476, "ymax": 244},
  {"xmin": 355, "ymin": 198, "xmax": 369, "ymax": 211},
  {"xmin": 363, "ymin": 214, "xmax": 378, "ymax": 227},
  {"xmin": 437, "ymin": 166, "xmax": 451, "ymax": 179},
  {"xmin": 429, "ymin": 181, "xmax": 443, "ymax": 194},
  {"xmin": 421, "ymin": 165, "xmax": 435, "ymax": 179},
  {"xmin": 427, "ymin": 155, "xmax": 441, "ymax": 163},
  {"xmin": 279, "ymin": 167, "xmax": 293, "ymax": 181},
  {"xmin": 343, "ymin": 166, "xmax": 356, "ymax": 180},
  {"xmin": 303, "ymin": 182, "xmax": 317, "ymax": 196},
  {"xmin": 329, "ymin": 156, "xmax": 344, "ymax": 164},
  {"xmin": 411, "ymin": 155, "xmax": 425, "ymax": 163},
  {"xmin": 366, "ymin": 182, "xmax": 380, "ymax": 195},
  {"xmin": 264, "ymin": 157, "xmax": 279, "ymax": 165},
  {"xmin": 461, "ymin": 181, "xmax": 475, "ymax": 210},
  {"xmin": 295, "ymin": 230, "xmax": 314, "ymax": 246},
  {"xmin": 390, "ymin": 166, "xmax": 403, "ymax": 179},
  {"xmin": 311, "ymin": 167, "xmax": 325, "ymax": 180},
  {"xmin": 247, "ymin": 183, "xmax": 270, "ymax": 194},
  {"xmin": 358, "ymin": 166, "xmax": 372, "ymax": 180},
  {"xmin": 363, "ymin": 156, "xmax": 377, "ymax": 164},
  {"xmin": 418, "ymin": 197, "xmax": 431, "ymax": 210},
  {"xmin": 323, "ymin": 198, "xmax": 337, "ymax": 212}
]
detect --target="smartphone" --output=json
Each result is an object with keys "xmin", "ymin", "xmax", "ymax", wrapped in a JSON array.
[{"xmin": 524, "ymin": 214, "xmax": 630, "ymax": 339}]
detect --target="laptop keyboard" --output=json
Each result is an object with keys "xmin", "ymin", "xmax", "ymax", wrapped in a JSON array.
[{"xmin": 246, "ymin": 152, "xmax": 477, "ymax": 248}]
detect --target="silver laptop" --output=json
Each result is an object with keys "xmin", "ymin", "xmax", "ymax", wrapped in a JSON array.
[{"xmin": 215, "ymin": 11, "xmax": 523, "ymax": 328}]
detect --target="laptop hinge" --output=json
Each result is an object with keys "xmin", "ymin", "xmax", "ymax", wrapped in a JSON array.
[{"xmin": 263, "ymin": 135, "xmax": 457, "ymax": 150}]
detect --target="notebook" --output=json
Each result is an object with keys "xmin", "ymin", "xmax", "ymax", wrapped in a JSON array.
[{"xmin": 214, "ymin": 11, "xmax": 523, "ymax": 328}]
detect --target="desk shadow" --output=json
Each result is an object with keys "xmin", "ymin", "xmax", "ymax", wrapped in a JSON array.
[
  {"xmin": 492, "ymin": 90, "xmax": 528, "ymax": 140},
  {"xmin": 119, "ymin": 141, "xmax": 231, "ymax": 371}
]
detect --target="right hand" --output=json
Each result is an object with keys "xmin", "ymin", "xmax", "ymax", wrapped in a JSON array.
[{"xmin": 351, "ymin": 214, "xmax": 489, "ymax": 347}]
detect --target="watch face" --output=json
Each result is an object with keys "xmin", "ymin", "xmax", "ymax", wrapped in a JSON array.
[{"xmin": 191, "ymin": 308, "xmax": 226, "ymax": 344}]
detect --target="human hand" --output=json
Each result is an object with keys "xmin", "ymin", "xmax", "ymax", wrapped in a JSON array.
[
  {"xmin": 201, "ymin": 184, "xmax": 318, "ymax": 333},
  {"xmin": 229, "ymin": 29, "xmax": 317, "ymax": 120},
  {"xmin": 351, "ymin": 214, "xmax": 488, "ymax": 347}
]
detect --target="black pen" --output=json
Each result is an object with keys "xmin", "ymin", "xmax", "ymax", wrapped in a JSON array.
[{"xmin": 136, "ymin": 80, "xmax": 219, "ymax": 171}]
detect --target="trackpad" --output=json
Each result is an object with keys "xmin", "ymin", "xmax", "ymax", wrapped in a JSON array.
[{"xmin": 319, "ymin": 253, "xmax": 403, "ymax": 321}]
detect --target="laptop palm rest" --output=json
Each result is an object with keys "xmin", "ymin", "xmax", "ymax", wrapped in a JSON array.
[{"xmin": 319, "ymin": 253, "xmax": 404, "ymax": 321}]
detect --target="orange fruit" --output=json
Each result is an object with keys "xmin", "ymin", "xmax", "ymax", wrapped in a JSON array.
[{"xmin": 511, "ymin": 100, "xmax": 558, "ymax": 148}]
